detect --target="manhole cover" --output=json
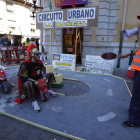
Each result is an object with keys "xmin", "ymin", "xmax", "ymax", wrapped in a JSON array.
[{"xmin": 52, "ymin": 79, "xmax": 90, "ymax": 96}]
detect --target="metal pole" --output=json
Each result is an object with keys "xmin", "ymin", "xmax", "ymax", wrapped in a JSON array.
[
  {"xmin": 50, "ymin": 29, "xmax": 51, "ymax": 65},
  {"xmin": 116, "ymin": 31, "xmax": 123, "ymax": 68},
  {"xmin": 75, "ymin": 28, "xmax": 77, "ymax": 71}
]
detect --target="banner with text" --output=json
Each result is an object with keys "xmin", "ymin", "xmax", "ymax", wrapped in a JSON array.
[
  {"xmin": 52, "ymin": 53, "xmax": 75, "ymax": 71},
  {"xmin": 36, "ymin": 6, "xmax": 99, "ymax": 29},
  {"xmin": 85, "ymin": 55, "xmax": 114, "ymax": 75}
]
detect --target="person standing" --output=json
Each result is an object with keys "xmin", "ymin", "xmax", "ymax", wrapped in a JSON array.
[
  {"xmin": 0, "ymin": 34, "xmax": 11, "ymax": 65},
  {"xmin": 121, "ymin": 27, "xmax": 140, "ymax": 127},
  {"xmin": 0, "ymin": 34, "xmax": 11, "ymax": 47},
  {"xmin": 12, "ymin": 35, "xmax": 19, "ymax": 46},
  {"xmin": 18, "ymin": 40, "xmax": 22, "ymax": 46},
  {"xmin": 35, "ymin": 39, "xmax": 39, "ymax": 50},
  {"xmin": 24, "ymin": 38, "xmax": 30, "ymax": 46},
  {"xmin": 12, "ymin": 35, "xmax": 20, "ymax": 64},
  {"xmin": 30, "ymin": 38, "xmax": 36, "ymax": 46}
]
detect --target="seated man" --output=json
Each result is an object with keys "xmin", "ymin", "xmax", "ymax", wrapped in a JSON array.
[{"xmin": 18, "ymin": 43, "xmax": 57, "ymax": 112}]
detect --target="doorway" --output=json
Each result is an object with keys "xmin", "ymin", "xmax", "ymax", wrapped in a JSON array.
[{"xmin": 63, "ymin": 28, "xmax": 83, "ymax": 65}]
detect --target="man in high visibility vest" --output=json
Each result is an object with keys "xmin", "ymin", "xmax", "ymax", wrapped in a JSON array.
[{"xmin": 119, "ymin": 27, "xmax": 140, "ymax": 127}]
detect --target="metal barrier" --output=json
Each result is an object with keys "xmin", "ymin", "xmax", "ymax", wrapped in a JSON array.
[{"xmin": 0, "ymin": 46, "xmax": 28, "ymax": 63}]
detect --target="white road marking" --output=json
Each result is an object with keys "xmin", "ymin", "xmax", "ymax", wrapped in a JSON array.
[
  {"xmin": 75, "ymin": 75, "xmax": 85, "ymax": 77},
  {"xmin": 44, "ymin": 105, "xmax": 62, "ymax": 112},
  {"xmin": 107, "ymin": 89, "xmax": 113, "ymax": 96},
  {"xmin": 97, "ymin": 112, "xmax": 116, "ymax": 122},
  {"xmin": 104, "ymin": 78, "xmax": 112, "ymax": 83}
]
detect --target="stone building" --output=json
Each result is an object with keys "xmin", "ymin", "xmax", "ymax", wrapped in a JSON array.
[
  {"xmin": 0, "ymin": 0, "xmax": 40, "ymax": 43},
  {"xmin": 39, "ymin": 0, "xmax": 140, "ymax": 68}
]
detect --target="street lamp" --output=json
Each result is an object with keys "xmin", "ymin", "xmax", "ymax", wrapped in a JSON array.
[
  {"xmin": 30, "ymin": 0, "xmax": 43, "ymax": 19},
  {"xmin": 30, "ymin": 5, "xmax": 36, "ymax": 19}
]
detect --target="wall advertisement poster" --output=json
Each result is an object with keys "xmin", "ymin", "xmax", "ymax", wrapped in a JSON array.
[
  {"xmin": 52, "ymin": 53, "xmax": 75, "ymax": 71},
  {"xmin": 85, "ymin": 55, "xmax": 114, "ymax": 75}
]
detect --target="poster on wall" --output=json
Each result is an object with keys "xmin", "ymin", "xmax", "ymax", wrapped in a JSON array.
[
  {"xmin": 85, "ymin": 55, "xmax": 114, "ymax": 75},
  {"xmin": 64, "ymin": 35, "xmax": 72, "ymax": 46},
  {"xmin": 52, "ymin": 53, "xmax": 75, "ymax": 71},
  {"xmin": 55, "ymin": 0, "xmax": 88, "ymax": 6}
]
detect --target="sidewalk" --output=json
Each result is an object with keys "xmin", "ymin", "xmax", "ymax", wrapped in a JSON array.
[{"xmin": 0, "ymin": 67, "xmax": 134, "ymax": 140}]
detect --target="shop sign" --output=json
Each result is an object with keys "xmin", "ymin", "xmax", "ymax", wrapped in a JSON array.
[
  {"xmin": 38, "ymin": 11, "xmax": 63, "ymax": 22},
  {"xmin": 36, "ymin": 6, "xmax": 99, "ymax": 29},
  {"xmin": 68, "ymin": 8, "xmax": 95, "ymax": 20},
  {"xmin": 52, "ymin": 53, "xmax": 75, "ymax": 71},
  {"xmin": 43, "ymin": 22, "xmax": 53, "ymax": 28},
  {"xmin": 85, "ymin": 55, "xmax": 114, "ymax": 75},
  {"xmin": 56, "ymin": 20, "xmax": 87, "ymax": 28},
  {"xmin": 55, "ymin": 0, "xmax": 88, "ymax": 7}
]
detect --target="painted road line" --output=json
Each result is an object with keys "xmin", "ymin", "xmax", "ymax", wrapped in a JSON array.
[
  {"xmin": 63, "ymin": 77, "xmax": 78, "ymax": 81},
  {"xmin": 0, "ymin": 111, "xmax": 85, "ymax": 140},
  {"xmin": 112, "ymin": 75, "xmax": 123, "ymax": 80},
  {"xmin": 124, "ymin": 79, "xmax": 132, "ymax": 97},
  {"xmin": 58, "ymin": 93, "xmax": 65, "ymax": 96},
  {"xmin": 58, "ymin": 69, "xmax": 124, "ymax": 81},
  {"xmin": 104, "ymin": 78, "xmax": 112, "ymax": 83},
  {"xmin": 107, "ymin": 89, "xmax": 113, "ymax": 96},
  {"xmin": 97, "ymin": 112, "xmax": 116, "ymax": 122}
]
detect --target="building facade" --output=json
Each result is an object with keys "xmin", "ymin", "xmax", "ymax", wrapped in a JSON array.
[
  {"xmin": 40, "ymin": 0, "xmax": 140, "ymax": 68},
  {"xmin": 0, "ymin": 0, "xmax": 40, "ymax": 43}
]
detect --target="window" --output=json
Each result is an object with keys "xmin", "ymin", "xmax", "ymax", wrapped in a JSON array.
[
  {"xmin": 30, "ymin": 24, "xmax": 36, "ymax": 32},
  {"xmin": 6, "ymin": 1, "xmax": 14, "ymax": 13}
]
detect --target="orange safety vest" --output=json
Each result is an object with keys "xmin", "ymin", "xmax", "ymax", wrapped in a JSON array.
[{"xmin": 131, "ymin": 50, "xmax": 140, "ymax": 71}]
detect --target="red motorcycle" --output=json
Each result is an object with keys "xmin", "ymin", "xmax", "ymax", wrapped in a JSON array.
[{"xmin": 0, "ymin": 68, "xmax": 12, "ymax": 93}]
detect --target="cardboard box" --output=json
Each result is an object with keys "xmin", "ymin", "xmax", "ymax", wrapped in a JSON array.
[
  {"xmin": 45, "ymin": 65, "xmax": 54, "ymax": 73},
  {"xmin": 53, "ymin": 73, "xmax": 63, "ymax": 84}
]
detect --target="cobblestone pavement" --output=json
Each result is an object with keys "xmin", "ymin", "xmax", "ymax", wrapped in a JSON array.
[{"xmin": 0, "ymin": 114, "xmax": 71, "ymax": 140}]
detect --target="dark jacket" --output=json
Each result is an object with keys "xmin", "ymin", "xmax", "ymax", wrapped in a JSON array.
[
  {"xmin": 0, "ymin": 37, "xmax": 11, "ymax": 47},
  {"xmin": 12, "ymin": 38, "xmax": 19, "ymax": 46}
]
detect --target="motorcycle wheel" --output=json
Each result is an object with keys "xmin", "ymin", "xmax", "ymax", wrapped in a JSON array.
[{"xmin": 0, "ymin": 81, "xmax": 12, "ymax": 94}]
